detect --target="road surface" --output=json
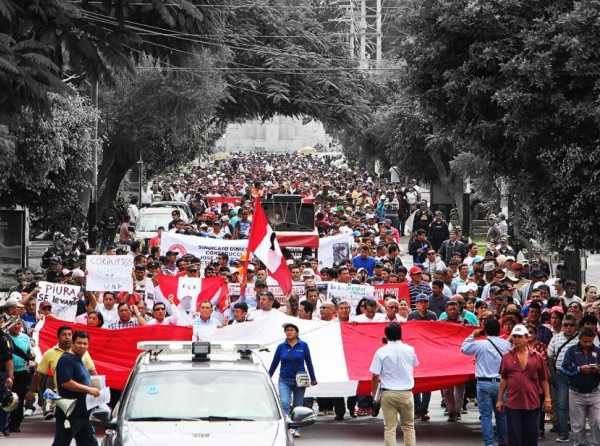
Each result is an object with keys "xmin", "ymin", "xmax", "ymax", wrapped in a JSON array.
[{"xmin": 5, "ymin": 394, "xmax": 567, "ymax": 445}]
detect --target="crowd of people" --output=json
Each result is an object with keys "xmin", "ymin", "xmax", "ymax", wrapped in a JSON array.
[{"xmin": 1, "ymin": 151, "xmax": 599, "ymax": 446}]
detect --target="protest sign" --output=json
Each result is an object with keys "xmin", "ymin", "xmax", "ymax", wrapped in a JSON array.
[
  {"xmin": 37, "ymin": 281, "xmax": 80, "ymax": 321},
  {"xmin": 318, "ymin": 233, "xmax": 352, "ymax": 268},
  {"xmin": 374, "ymin": 283, "xmax": 411, "ymax": 307},
  {"xmin": 161, "ymin": 232, "xmax": 247, "ymax": 262},
  {"xmin": 326, "ymin": 282, "xmax": 374, "ymax": 307},
  {"xmin": 86, "ymin": 255, "xmax": 134, "ymax": 293}
]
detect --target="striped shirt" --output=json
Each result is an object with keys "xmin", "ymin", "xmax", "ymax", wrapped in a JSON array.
[
  {"xmin": 408, "ymin": 282, "xmax": 432, "ymax": 309},
  {"xmin": 547, "ymin": 332, "xmax": 579, "ymax": 371}
]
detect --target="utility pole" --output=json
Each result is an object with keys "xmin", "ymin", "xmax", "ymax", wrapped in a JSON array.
[
  {"xmin": 376, "ymin": 0, "xmax": 382, "ymax": 69},
  {"xmin": 88, "ymin": 79, "xmax": 99, "ymax": 250},
  {"xmin": 349, "ymin": 0, "xmax": 355, "ymax": 59},
  {"xmin": 359, "ymin": 0, "xmax": 367, "ymax": 69}
]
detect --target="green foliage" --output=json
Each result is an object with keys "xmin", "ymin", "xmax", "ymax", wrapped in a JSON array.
[
  {"xmin": 0, "ymin": 93, "xmax": 99, "ymax": 231},
  {"xmin": 397, "ymin": 0, "xmax": 600, "ymax": 249},
  {"xmin": 97, "ymin": 52, "xmax": 225, "ymax": 212}
]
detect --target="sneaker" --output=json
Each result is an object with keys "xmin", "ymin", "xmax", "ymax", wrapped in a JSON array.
[
  {"xmin": 23, "ymin": 409, "xmax": 34, "ymax": 417},
  {"xmin": 556, "ymin": 435, "xmax": 570, "ymax": 443},
  {"xmin": 293, "ymin": 430, "xmax": 301, "ymax": 438},
  {"xmin": 420, "ymin": 414, "xmax": 430, "ymax": 422},
  {"xmin": 334, "ymin": 415, "xmax": 344, "ymax": 421}
]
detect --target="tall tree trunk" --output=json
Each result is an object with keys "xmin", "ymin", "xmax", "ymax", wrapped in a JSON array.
[{"xmin": 96, "ymin": 135, "xmax": 137, "ymax": 218}]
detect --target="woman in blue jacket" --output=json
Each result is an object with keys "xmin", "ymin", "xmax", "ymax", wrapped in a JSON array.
[{"xmin": 269, "ymin": 323, "xmax": 317, "ymax": 436}]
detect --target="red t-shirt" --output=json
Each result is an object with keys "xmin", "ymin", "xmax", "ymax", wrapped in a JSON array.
[{"xmin": 500, "ymin": 348, "xmax": 548, "ymax": 410}]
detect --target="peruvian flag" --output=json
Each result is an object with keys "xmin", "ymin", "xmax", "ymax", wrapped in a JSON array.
[
  {"xmin": 39, "ymin": 315, "xmax": 476, "ymax": 393},
  {"xmin": 247, "ymin": 198, "xmax": 292, "ymax": 294},
  {"xmin": 155, "ymin": 274, "xmax": 229, "ymax": 312}
]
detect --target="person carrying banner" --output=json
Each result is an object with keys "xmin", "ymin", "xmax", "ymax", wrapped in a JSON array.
[
  {"xmin": 268, "ymin": 323, "xmax": 317, "ymax": 438},
  {"xmin": 53, "ymin": 331, "xmax": 100, "ymax": 446},
  {"xmin": 461, "ymin": 318, "xmax": 511, "ymax": 446},
  {"xmin": 496, "ymin": 324, "xmax": 552, "ymax": 446},
  {"xmin": 370, "ymin": 322, "xmax": 418, "ymax": 446}
]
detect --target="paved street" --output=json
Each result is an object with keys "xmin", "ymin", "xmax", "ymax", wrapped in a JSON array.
[{"xmin": 4, "ymin": 394, "xmax": 566, "ymax": 445}]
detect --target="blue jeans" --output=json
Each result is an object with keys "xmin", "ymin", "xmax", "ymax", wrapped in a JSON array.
[
  {"xmin": 414, "ymin": 392, "xmax": 431, "ymax": 417},
  {"xmin": 477, "ymin": 380, "xmax": 507, "ymax": 446},
  {"xmin": 553, "ymin": 371, "xmax": 570, "ymax": 436},
  {"xmin": 278, "ymin": 379, "xmax": 306, "ymax": 417}
]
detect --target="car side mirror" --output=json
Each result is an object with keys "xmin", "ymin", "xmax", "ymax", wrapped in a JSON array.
[
  {"xmin": 288, "ymin": 406, "xmax": 316, "ymax": 429},
  {"xmin": 90, "ymin": 412, "xmax": 118, "ymax": 430}
]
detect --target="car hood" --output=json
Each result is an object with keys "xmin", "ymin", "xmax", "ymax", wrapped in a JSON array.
[{"xmin": 121, "ymin": 420, "xmax": 283, "ymax": 446}]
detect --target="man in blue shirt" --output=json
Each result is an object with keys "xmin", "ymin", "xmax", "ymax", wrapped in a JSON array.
[
  {"xmin": 461, "ymin": 319, "xmax": 511, "ymax": 446},
  {"xmin": 560, "ymin": 327, "xmax": 600, "ymax": 446},
  {"xmin": 54, "ymin": 331, "xmax": 100, "ymax": 446},
  {"xmin": 352, "ymin": 245, "xmax": 377, "ymax": 277}
]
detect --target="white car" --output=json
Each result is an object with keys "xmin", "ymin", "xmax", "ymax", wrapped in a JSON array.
[{"xmin": 134, "ymin": 207, "xmax": 188, "ymax": 251}]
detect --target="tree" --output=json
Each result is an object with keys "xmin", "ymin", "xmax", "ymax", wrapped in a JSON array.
[
  {"xmin": 97, "ymin": 53, "xmax": 225, "ymax": 215},
  {"xmin": 397, "ymin": 0, "xmax": 600, "ymax": 250},
  {"xmin": 0, "ymin": 93, "xmax": 99, "ymax": 232}
]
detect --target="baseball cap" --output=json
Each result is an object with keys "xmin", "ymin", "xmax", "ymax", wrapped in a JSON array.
[
  {"xmin": 71, "ymin": 268, "xmax": 85, "ymax": 278},
  {"xmin": 511, "ymin": 262, "xmax": 524, "ymax": 271},
  {"xmin": 550, "ymin": 305, "xmax": 565, "ymax": 315},
  {"xmin": 511, "ymin": 324, "xmax": 528, "ymax": 337},
  {"xmin": 415, "ymin": 293, "xmax": 429, "ymax": 302},
  {"xmin": 409, "ymin": 266, "xmax": 422, "ymax": 275},
  {"xmin": 483, "ymin": 262, "xmax": 495, "ymax": 272},
  {"xmin": 302, "ymin": 268, "xmax": 315, "ymax": 277},
  {"xmin": 39, "ymin": 300, "xmax": 52, "ymax": 310}
]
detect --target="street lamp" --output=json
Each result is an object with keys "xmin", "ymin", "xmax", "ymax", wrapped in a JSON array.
[{"xmin": 137, "ymin": 153, "xmax": 144, "ymax": 206}]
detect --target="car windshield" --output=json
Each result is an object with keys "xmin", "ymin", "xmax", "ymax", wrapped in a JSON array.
[
  {"xmin": 136, "ymin": 213, "xmax": 171, "ymax": 232},
  {"xmin": 124, "ymin": 370, "xmax": 280, "ymax": 421}
]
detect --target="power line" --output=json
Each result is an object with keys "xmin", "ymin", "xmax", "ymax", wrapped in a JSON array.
[
  {"xmin": 81, "ymin": 10, "xmax": 364, "ymax": 64},
  {"xmin": 68, "ymin": 1, "xmax": 407, "ymax": 9}
]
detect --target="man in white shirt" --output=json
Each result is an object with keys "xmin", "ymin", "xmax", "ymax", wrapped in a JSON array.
[
  {"xmin": 92, "ymin": 291, "xmax": 119, "ymax": 326},
  {"xmin": 370, "ymin": 323, "xmax": 418, "ymax": 446},
  {"xmin": 353, "ymin": 299, "xmax": 387, "ymax": 322},
  {"xmin": 250, "ymin": 291, "xmax": 276, "ymax": 320},
  {"xmin": 127, "ymin": 197, "xmax": 139, "ymax": 225}
]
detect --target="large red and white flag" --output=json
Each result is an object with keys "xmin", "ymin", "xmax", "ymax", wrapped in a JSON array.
[
  {"xmin": 247, "ymin": 198, "xmax": 292, "ymax": 294},
  {"xmin": 39, "ymin": 315, "xmax": 476, "ymax": 393}
]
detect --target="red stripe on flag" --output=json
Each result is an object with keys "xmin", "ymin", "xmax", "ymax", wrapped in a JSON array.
[
  {"xmin": 247, "ymin": 198, "xmax": 268, "ymax": 252},
  {"xmin": 39, "ymin": 317, "xmax": 192, "ymax": 390},
  {"xmin": 270, "ymin": 257, "xmax": 292, "ymax": 295},
  {"xmin": 340, "ymin": 321, "xmax": 475, "ymax": 394}
]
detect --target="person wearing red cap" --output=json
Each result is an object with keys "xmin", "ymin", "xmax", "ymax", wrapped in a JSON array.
[
  {"xmin": 408, "ymin": 266, "xmax": 432, "ymax": 310},
  {"xmin": 510, "ymin": 262, "xmax": 532, "ymax": 304}
]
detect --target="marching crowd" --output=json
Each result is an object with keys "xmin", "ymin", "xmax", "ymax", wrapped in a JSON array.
[{"xmin": 0, "ymin": 152, "xmax": 599, "ymax": 446}]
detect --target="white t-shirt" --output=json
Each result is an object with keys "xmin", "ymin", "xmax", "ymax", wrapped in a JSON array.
[
  {"xmin": 95, "ymin": 304, "xmax": 119, "ymax": 326},
  {"xmin": 353, "ymin": 313, "xmax": 387, "ymax": 323}
]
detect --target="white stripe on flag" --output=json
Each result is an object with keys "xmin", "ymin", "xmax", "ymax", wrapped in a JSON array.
[{"xmin": 211, "ymin": 311, "xmax": 358, "ymax": 397}]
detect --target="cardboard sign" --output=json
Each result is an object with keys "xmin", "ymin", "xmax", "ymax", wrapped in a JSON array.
[
  {"xmin": 326, "ymin": 282, "xmax": 374, "ymax": 308},
  {"xmin": 86, "ymin": 255, "xmax": 134, "ymax": 293},
  {"xmin": 37, "ymin": 281, "xmax": 80, "ymax": 321}
]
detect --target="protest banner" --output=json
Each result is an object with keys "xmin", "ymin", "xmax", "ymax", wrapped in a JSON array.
[
  {"xmin": 228, "ymin": 281, "xmax": 307, "ymax": 305},
  {"xmin": 86, "ymin": 255, "xmax": 134, "ymax": 293},
  {"xmin": 161, "ymin": 232, "xmax": 247, "ymax": 262},
  {"xmin": 206, "ymin": 196, "xmax": 243, "ymax": 207},
  {"xmin": 374, "ymin": 283, "xmax": 411, "ymax": 307},
  {"xmin": 326, "ymin": 282, "xmax": 374, "ymax": 307},
  {"xmin": 37, "ymin": 281, "xmax": 80, "ymax": 321},
  {"xmin": 317, "ymin": 233, "xmax": 352, "ymax": 268}
]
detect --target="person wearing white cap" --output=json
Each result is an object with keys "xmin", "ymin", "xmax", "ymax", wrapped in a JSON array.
[{"xmin": 497, "ymin": 324, "xmax": 552, "ymax": 446}]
